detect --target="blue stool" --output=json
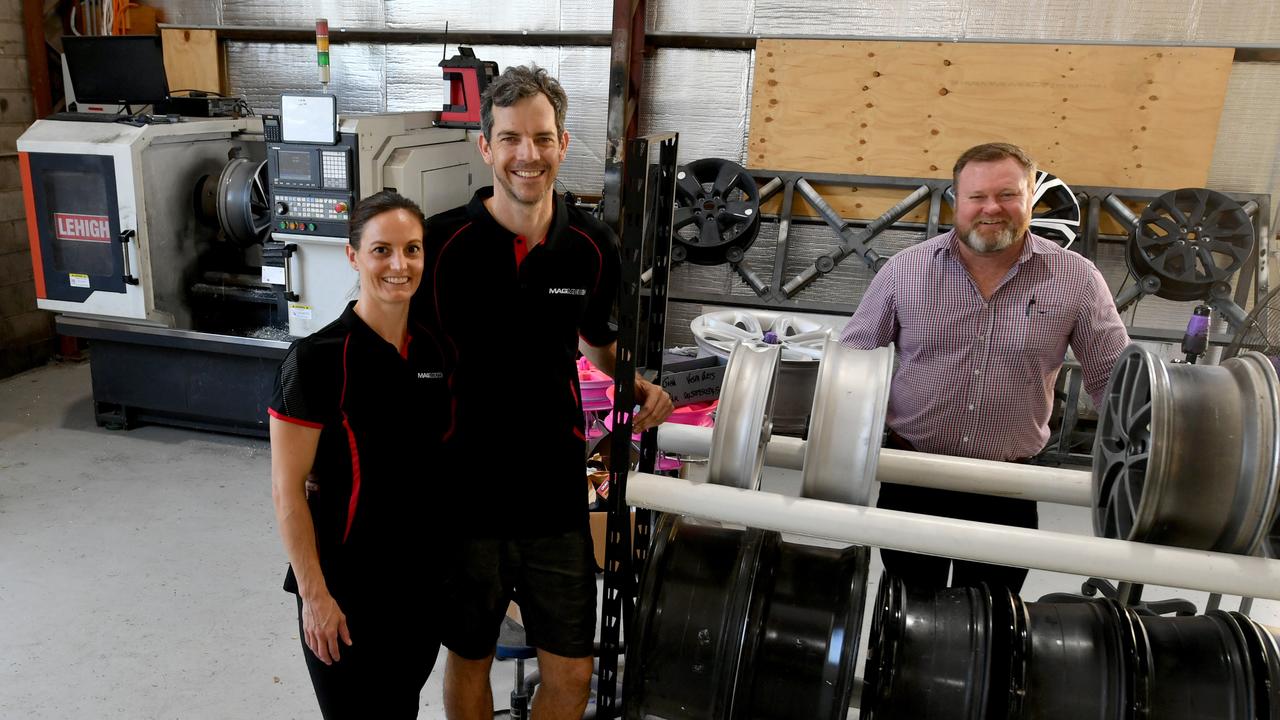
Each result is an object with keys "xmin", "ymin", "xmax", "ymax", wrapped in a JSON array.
[{"xmin": 496, "ymin": 616, "xmax": 538, "ymax": 720}]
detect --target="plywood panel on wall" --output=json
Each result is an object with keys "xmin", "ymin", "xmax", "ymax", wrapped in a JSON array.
[
  {"xmin": 749, "ymin": 39, "xmax": 1234, "ymax": 220},
  {"xmin": 161, "ymin": 29, "xmax": 223, "ymax": 94}
]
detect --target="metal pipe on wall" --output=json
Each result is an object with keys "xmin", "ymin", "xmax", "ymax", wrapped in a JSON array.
[
  {"xmin": 657, "ymin": 423, "xmax": 1094, "ymax": 506},
  {"xmin": 627, "ymin": 473, "xmax": 1280, "ymax": 602}
]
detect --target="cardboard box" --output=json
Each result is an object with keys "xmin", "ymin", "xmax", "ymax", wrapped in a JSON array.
[
  {"xmin": 589, "ymin": 509, "xmax": 636, "ymax": 569},
  {"xmin": 658, "ymin": 354, "xmax": 726, "ymax": 407}
]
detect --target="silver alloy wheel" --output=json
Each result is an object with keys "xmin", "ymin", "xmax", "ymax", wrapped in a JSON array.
[
  {"xmin": 708, "ymin": 341, "xmax": 781, "ymax": 489},
  {"xmin": 1092, "ymin": 344, "xmax": 1280, "ymax": 555},
  {"xmin": 802, "ymin": 334, "xmax": 894, "ymax": 505},
  {"xmin": 217, "ymin": 157, "xmax": 272, "ymax": 246}
]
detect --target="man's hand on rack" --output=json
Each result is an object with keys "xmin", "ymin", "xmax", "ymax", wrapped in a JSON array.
[{"xmin": 633, "ymin": 375, "xmax": 674, "ymax": 432}]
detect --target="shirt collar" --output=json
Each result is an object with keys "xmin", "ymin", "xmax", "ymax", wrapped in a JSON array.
[
  {"xmin": 339, "ymin": 300, "xmax": 410, "ymax": 354},
  {"xmin": 466, "ymin": 186, "xmax": 569, "ymax": 245}
]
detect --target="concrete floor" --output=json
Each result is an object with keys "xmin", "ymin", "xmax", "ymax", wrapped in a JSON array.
[{"xmin": 2, "ymin": 359, "xmax": 1278, "ymax": 719}]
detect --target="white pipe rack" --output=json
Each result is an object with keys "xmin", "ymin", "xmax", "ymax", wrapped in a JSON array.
[
  {"xmin": 627, "ymin": 473, "xmax": 1280, "ymax": 602},
  {"xmin": 657, "ymin": 423, "xmax": 1093, "ymax": 507}
]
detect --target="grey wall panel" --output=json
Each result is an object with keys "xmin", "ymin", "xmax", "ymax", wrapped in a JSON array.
[
  {"xmin": 670, "ymin": 254, "xmax": 736, "ymax": 297},
  {"xmin": 223, "ymin": 0, "xmax": 384, "ymax": 28},
  {"xmin": 385, "ymin": 0, "xmax": 558, "ymax": 30},
  {"xmin": 752, "ymin": 0, "xmax": 965, "ymax": 37},
  {"xmin": 386, "ymin": 45, "xmax": 449, "ymax": 113},
  {"xmin": 149, "ymin": 0, "xmax": 223, "ymax": 26},
  {"xmin": 650, "ymin": 0, "xmax": 754, "ymax": 34},
  {"xmin": 385, "ymin": 45, "xmax": 607, "ymax": 195},
  {"xmin": 641, "ymin": 49, "xmax": 752, "ymax": 168},
  {"xmin": 958, "ymin": 0, "xmax": 1197, "ymax": 43},
  {"xmin": 560, "ymin": 0, "xmax": 613, "ymax": 31},
  {"xmin": 665, "ymin": 302, "xmax": 704, "ymax": 347},
  {"xmin": 557, "ymin": 47, "xmax": 612, "ymax": 195},
  {"xmin": 1207, "ymin": 63, "xmax": 1280, "ymax": 233},
  {"xmin": 751, "ymin": 0, "xmax": 1277, "ymax": 44},
  {"xmin": 385, "ymin": 44, "xmax": 561, "ymax": 113},
  {"xmin": 1193, "ymin": 1, "xmax": 1280, "ymax": 45},
  {"xmin": 226, "ymin": 42, "xmax": 386, "ymax": 114}
]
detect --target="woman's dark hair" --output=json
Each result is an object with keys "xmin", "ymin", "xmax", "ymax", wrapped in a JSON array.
[{"xmin": 348, "ymin": 190, "xmax": 426, "ymax": 249}]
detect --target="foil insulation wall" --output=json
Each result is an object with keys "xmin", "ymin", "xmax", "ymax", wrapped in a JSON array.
[{"xmin": 207, "ymin": 0, "xmax": 1280, "ymax": 332}]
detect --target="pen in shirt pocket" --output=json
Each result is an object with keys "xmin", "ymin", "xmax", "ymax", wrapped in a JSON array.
[{"xmin": 1025, "ymin": 295, "xmax": 1036, "ymax": 316}]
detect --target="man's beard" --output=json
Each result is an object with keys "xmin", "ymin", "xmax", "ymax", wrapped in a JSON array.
[{"xmin": 962, "ymin": 220, "xmax": 1024, "ymax": 254}]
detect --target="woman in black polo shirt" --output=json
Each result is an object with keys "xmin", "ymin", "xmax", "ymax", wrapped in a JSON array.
[{"xmin": 268, "ymin": 191, "xmax": 449, "ymax": 719}]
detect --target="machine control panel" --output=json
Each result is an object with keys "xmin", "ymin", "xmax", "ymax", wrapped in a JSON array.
[
  {"xmin": 272, "ymin": 195, "xmax": 349, "ymax": 231},
  {"xmin": 266, "ymin": 131, "xmax": 358, "ymax": 237}
]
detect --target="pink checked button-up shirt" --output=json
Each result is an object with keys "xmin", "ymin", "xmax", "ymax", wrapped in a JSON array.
[{"xmin": 840, "ymin": 230, "xmax": 1130, "ymax": 462}]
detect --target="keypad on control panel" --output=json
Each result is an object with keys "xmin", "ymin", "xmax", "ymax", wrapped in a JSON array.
[
  {"xmin": 275, "ymin": 194, "xmax": 350, "ymax": 221},
  {"xmin": 321, "ymin": 151, "xmax": 348, "ymax": 190}
]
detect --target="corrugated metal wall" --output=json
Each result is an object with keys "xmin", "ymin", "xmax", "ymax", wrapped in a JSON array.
[{"xmin": 155, "ymin": 0, "xmax": 1280, "ymax": 339}]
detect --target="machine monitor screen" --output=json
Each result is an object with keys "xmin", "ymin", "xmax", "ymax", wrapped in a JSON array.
[
  {"xmin": 281, "ymin": 94, "xmax": 337, "ymax": 144},
  {"xmin": 62, "ymin": 35, "xmax": 169, "ymax": 107},
  {"xmin": 276, "ymin": 150, "xmax": 314, "ymax": 182}
]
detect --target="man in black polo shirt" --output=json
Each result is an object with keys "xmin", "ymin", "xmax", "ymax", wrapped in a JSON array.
[{"xmin": 415, "ymin": 65, "xmax": 673, "ymax": 720}]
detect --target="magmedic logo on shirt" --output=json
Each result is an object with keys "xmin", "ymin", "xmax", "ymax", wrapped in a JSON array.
[
  {"xmin": 547, "ymin": 287, "xmax": 586, "ymax": 296},
  {"xmin": 53, "ymin": 213, "xmax": 112, "ymax": 243}
]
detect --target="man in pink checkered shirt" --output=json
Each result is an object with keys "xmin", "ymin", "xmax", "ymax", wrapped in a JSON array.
[{"xmin": 840, "ymin": 142, "xmax": 1130, "ymax": 593}]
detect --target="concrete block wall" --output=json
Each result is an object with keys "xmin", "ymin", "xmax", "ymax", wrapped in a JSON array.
[{"xmin": 0, "ymin": 1, "xmax": 53, "ymax": 379}]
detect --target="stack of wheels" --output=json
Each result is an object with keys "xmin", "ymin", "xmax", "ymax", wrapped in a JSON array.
[
  {"xmin": 1092, "ymin": 344, "xmax": 1280, "ymax": 556},
  {"xmin": 862, "ymin": 573, "xmax": 1280, "ymax": 719},
  {"xmin": 625, "ymin": 334, "xmax": 892, "ymax": 719},
  {"xmin": 624, "ymin": 512, "xmax": 870, "ymax": 719}
]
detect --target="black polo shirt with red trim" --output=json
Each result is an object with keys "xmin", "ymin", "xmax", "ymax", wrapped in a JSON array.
[
  {"xmin": 268, "ymin": 301, "xmax": 450, "ymax": 599},
  {"xmin": 414, "ymin": 186, "xmax": 620, "ymax": 537}
]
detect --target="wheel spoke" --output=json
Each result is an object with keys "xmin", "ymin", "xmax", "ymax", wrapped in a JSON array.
[
  {"xmin": 1189, "ymin": 189, "xmax": 1210, "ymax": 225},
  {"xmin": 722, "ymin": 200, "xmax": 755, "ymax": 223},
  {"xmin": 1206, "ymin": 239, "xmax": 1249, "ymax": 263},
  {"xmin": 699, "ymin": 220, "xmax": 722, "ymax": 247},
  {"xmin": 712, "ymin": 161, "xmax": 743, "ymax": 197},
  {"xmin": 1160, "ymin": 197, "xmax": 1191, "ymax": 227},
  {"xmin": 673, "ymin": 206, "xmax": 698, "ymax": 230},
  {"xmin": 676, "ymin": 172, "xmax": 703, "ymax": 203}
]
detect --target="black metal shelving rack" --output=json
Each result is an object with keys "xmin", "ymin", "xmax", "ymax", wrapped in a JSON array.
[{"xmin": 595, "ymin": 131, "xmax": 678, "ymax": 719}]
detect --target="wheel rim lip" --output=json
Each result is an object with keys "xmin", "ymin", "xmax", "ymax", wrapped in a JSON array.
[
  {"xmin": 707, "ymin": 341, "xmax": 780, "ymax": 489},
  {"xmin": 1094, "ymin": 344, "xmax": 1280, "ymax": 554},
  {"xmin": 1220, "ymin": 610, "xmax": 1275, "ymax": 720},
  {"xmin": 1226, "ymin": 351, "xmax": 1280, "ymax": 555},
  {"xmin": 861, "ymin": 573, "xmax": 902, "ymax": 718},
  {"xmin": 1093, "ymin": 344, "xmax": 1171, "ymax": 541},
  {"xmin": 801, "ymin": 335, "xmax": 893, "ymax": 505},
  {"xmin": 217, "ymin": 157, "xmax": 270, "ymax": 245}
]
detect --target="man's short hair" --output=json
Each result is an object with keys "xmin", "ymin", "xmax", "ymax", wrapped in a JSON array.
[
  {"xmin": 952, "ymin": 142, "xmax": 1037, "ymax": 189},
  {"xmin": 480, "ymin": 64, "xmax": 569, "ymax": 142}
]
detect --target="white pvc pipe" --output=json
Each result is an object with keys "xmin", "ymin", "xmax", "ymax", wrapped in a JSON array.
[
  {"xmin": 627, "ymin": 473, "xmax": 1280, "ymax": 602},
  {"xmin": 657, "ymin": 423, "xmax": 1093, "ymax": 507}
]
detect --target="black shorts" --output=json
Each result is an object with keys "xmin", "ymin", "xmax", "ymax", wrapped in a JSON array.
[{"xmin": 440, "ymin": 528, "xmax": 597, "ymax": 659}]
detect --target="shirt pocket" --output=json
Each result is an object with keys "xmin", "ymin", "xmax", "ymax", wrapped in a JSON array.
[{"xmin": 1018, "ymin": 302, "xmax": 1074, "ymax": 365}]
